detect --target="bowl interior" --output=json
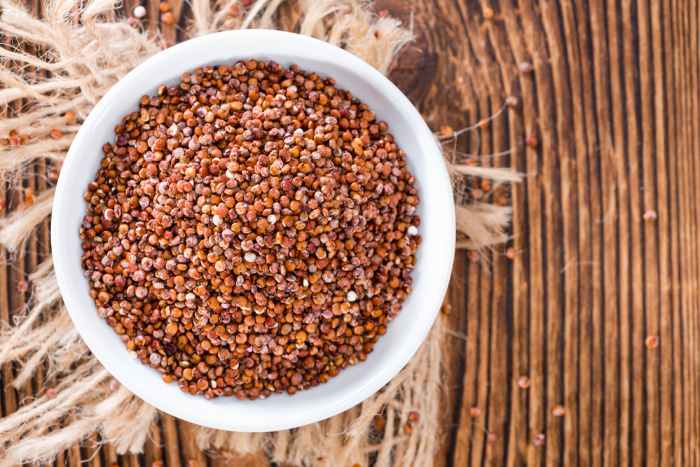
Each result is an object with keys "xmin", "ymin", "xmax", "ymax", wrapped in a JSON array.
[{"xmin": 52, "ymin": 30, "xmax": 455, "ymax": 432}]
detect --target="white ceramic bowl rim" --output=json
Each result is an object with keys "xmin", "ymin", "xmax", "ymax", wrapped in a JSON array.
[{"xmin": 52, "ymin": 30, "xmax": 455, "ymax": 432}]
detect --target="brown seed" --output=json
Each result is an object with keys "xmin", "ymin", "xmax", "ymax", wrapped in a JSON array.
[
  {"xmin": 643, "ymin": 209, "xmax": 657, "ymax": 221},
  {"xmin": 533, "ymin": 434, "xmax": 546, "ymax": 447},
  {"xmin": 486, "ymin": 432, "xmax": 497, "ymax": 444},
  {"xmin": 519, "ymin": 61, "xmax": 534, "ymax": 73},
  {"xmin": 408, "ymin": 411, "xmax": 420, "ymax": 422},
  {"xmin": 65, "ymin": 112, "xmax": 76, "ymax": 121},
  {"xmin": 375, "ymin": 415, "xmax": 386, "ymax": 430},
  {"xmin": 505, "ymin": 247, "xmax": 517, "ymax": 259},
  {"xmin": 161, "ymin": 11, "xmax": 174, "ymax": 24},
  {"xmin": 159, "ymin": 1, "xmax": 170, "ymax": 12},
  {"xmin": 45, "ymin": 387, "xmax": 56, "ymax": 399},
  {"xmin": 441, "ymin": 303, "xmax": 452, "ymax": 315},
  {"xmin": 552, "ymin": 404, "xmax": 565, "ymax": 417},
  {"xmin": 525, "ymin": 135, "xmax": 539, "ymax": 148},
  {"xmin": 187, "ymin": 460, "xmax": 199, "ymax": 467},
  {"xmin": 49, "ymin": 129, "xmax": 62, "ymax": 140},
  {"xmin": 505, "ymin": 96, "xmax": 519, "ymax": 108},
  {"xmin": 469, "ymin": 406, "xmax": 481, "ymax": 417},
  {"xmin": 221, "ymin": 450, "xmax": 234, "ymax": 460},
  {"xmin": 440, "ymin": 125, "xmax": 454, "ymax": 137},
  {"xmin": 482, "ymin": 7, "xmax": 494, "ymax": 19},
  {"xmin": 17, "ymin": 280, "xmax": 29, "ymax": 293},
  {"xmin": 152, "ymin": 462, "xmax": 164, "ymax": 467},
  {"xmin": 517, "ymin": 376, "xmax": 531, "ymax": 388},
  {"xmin": 467, "ymin": 250, "xmax": 480, "ymax": 263},
  {"xmin": 109, "ymin": 378, "xmax": 119, "ymax": 391},
  {"xmin": 645, "ymin": 335, "xmax": 659, "ymax": 349},
  {"xmin": 403, "ymin": 423, "xmax": 413, "ymax": 434}
]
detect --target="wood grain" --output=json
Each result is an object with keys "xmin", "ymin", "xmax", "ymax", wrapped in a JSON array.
[{"xmin": 7, "ymin": 0, "xmax": 699, "ymax": 465}]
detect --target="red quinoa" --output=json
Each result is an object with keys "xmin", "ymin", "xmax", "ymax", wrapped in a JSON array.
[{"xmin": 80, "ymin": 60, "xmax": 421, "ymax": 399}]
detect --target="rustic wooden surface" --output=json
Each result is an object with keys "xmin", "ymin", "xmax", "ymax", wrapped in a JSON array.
[{"xmin": 8, "ymin": 0, "xmax": 699, "ymax": 465}]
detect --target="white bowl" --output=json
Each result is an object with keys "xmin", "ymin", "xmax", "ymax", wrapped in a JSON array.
[{"xmin": 52, "ymin": 30, "xmax": 455, "ymax": 432}]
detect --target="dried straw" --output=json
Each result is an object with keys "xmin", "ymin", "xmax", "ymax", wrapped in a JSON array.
[{"xmin": 0, "ymin": 0, "xmax": 518, "ymax": 465}]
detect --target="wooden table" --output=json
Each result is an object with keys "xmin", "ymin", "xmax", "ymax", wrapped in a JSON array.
[{"xmin": 10, "ymin": 0, "xmax": 697, "ymax": 465}]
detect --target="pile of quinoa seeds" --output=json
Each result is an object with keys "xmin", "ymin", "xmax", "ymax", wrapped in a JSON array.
[{"xmin": 80, "ymin": 60, "xmax": 421, "ymax": 400}]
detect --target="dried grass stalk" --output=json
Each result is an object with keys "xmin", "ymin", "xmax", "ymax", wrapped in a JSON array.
[{"xmin": 0, "ymin": 0, "xmax": 517, "ymax": 465}]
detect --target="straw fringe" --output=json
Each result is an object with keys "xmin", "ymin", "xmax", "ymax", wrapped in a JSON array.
[
  {"xmin": 0, "ymin": 187, "xmax": 55, "ymax": 252},
  {"xmin": 0, "ymin": 0, "xmax": 517, "ymax": 464}
]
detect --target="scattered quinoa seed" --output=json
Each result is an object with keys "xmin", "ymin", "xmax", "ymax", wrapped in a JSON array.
[
  {"xmin": 643, "ymin": 209, "xmax": 657, "ymax": 221},
  {"xmin": 441, "ymin": 304, "xmax": 452, "ymax": 315},
  {"xmin": 159, "ymin": 1, "xmax": 170, "ymax": 12},
  {"xmin": 50, "ymin": 129, "xmax": 62, "ymax": 140},
  {"xmin": 375, "ymin": 415, "xmax": 386, "ymax": 430},
  {"xmin": 525, "ymin": 135, "xmax": 539, "ymax": 147},
  {"xmin": 45, "ymin": 387, "xmax": 56, "ymax": 399},
  {"xmin": 517, "ymin": 376, "xmax": 531, "ymax": 388},
  {"xmin": 17, "ymin": 280, "xmax": 29, "ymax": 293},
  {"xmin": 505, "ymin": 96, "xmax": 518, "ymax": 108},
  {"xmin": 470, "ymin": 406, "xmax": 481, "ymax": 417},
  {"xmin": 161, "ymin": 11, "xmax": 174, "ymax": 24},
  {"xmin": 482, "ymin": 7, "xmax": 494, "ymax": 19},
  {"xmin": 534, "ymin": 434, "xmax": 546, "ymax": 447},
  {"xmin": 467, "ymin": 250, "xmax": 480, "ymax": 263},
  {"xmin": 486, "ymin": 432, "xmax": 497, "ymax": 444},
  {"xmin": 552, "ymin": 404, "xmax": 565, "ymax": 417},
  {"xmin": 440, "ymin": 125, "xmax": 454, "ymax": 137},
  {"xmin": 519, "ymin": 61, "xmax": 534, "ymax": 73},
  {"xmin": 408, "ymin": 411, "xmax": 420, "ymax": 422},
  {"xmin": 645, "ymin": 335, "xmax": 660, "ymax": 349},
  {"xmin": 133, "ymin": 5, "xmax": 146, "ymax": 18},
  {"xmin": 505, "ymin": 247, "xmax": 517, "ymax": 259}
]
